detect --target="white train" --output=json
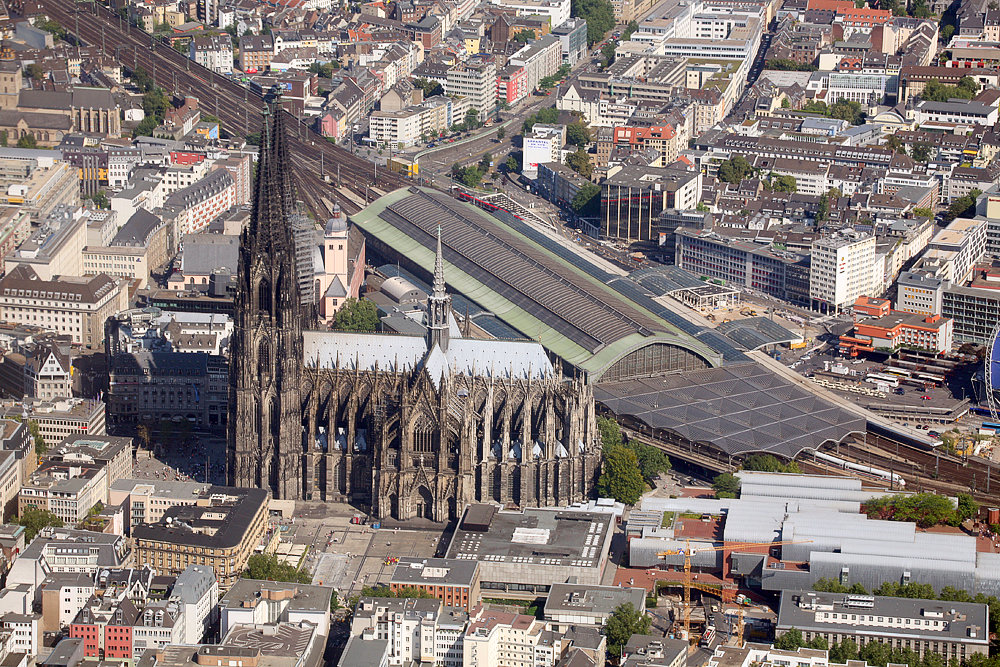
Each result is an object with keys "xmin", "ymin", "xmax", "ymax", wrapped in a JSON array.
[{"xmin": 813, "ymin": 450, "xmax": 906, "ymax": 487}]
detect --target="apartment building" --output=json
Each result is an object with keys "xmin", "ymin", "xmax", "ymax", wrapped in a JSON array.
[
  {"xmin": 917, "ymin": 217, "xmax": 987, "ymax": 285},
  {"xmin": 163, "ymin": 170, "xmax": 236, "ymax": 236},
  {"xmin": 445, "ymin": 58, "xmax": 497, "ymax": 122},
  {"xmin": 0, "ymin": 265, "xmax": 128, "ymax": 348},
  {"xmin": 490, "ymin": 0, "xmax": 571, "ymax": 26},
  {"xmin": 219, "ymin": 579, "xmax": 332, "ymax": 639},
  {"xmin": 6, "ymin": 529, "xmax": 129, "ymax": 590},
  {"xmin": 369, "ymin": 96, "xmax": 451, "ymax": 148},
  {"xmin": 23, "ymin": 342, "xmax": 74, "ymax": 400},
  {"xmin": 777, "ymin": 591, "xmax": 988, "ymax": 661},
  {"xmin": 351, "ymin": 597, "xmax": 468, "ymax": 667},
  {"xmin": 509, "ymin": 35, "xmax": 562, "ymax": 94},
  {"xmin": 809, "ymin": 231, "xmax": 876, "ymax": 313},
  {"xmin": 132, "ymin": 487, "xmax": 268, "ymax": 589},
  {"xmin": 18, "ymin": 460, "xmax": 108, "ymax": 526},
  {"xmin": 238, "ymin": 35, "xmax": 274, "ymax": 72},
  {"xmin": 189, "ymin": 35, "xmax": 233, "ymax": 74}
]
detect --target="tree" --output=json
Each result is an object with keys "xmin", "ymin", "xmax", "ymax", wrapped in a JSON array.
[
  {"xmin": 244, "ymin": 554, "xmax": 312, "ymax": 583},
  {"xmin": 566, "ymin": 148, "xmax": 593, "ymax": 178},
  {"xmin": 359, "ymin": 584, "xmax": 434, "ymax": 598},
  {"xmin": 413, "ymin": 78, "xmax": 443, "ymax": 98},
  {"xmin": 886, "ymin": 134, "xmax": 905, "ymax": 154},
  {"xmin": 333, "ymin": 298, "xmax": 380, "ymax": 332},
  {"xmin": 24, "ymin": 63, "xmax": 43, "ymax": 81},
  {"xmin": 774, "ymin": 628, "xmax": 804, "ymax": 650},
  {"xmin": 862, "ymin": 492, "xmax": 960, "ymax": 528},
  {"xmin": 600, "ymin": 42, "xmax": 616, "ymax": 68},
  {"xmin": 605, "ymin": 603, "xmax": 651, "ymax": 654},
  {"xmin": 623, "ymin": 20, "xmax": 639, "ymax": 39},
  {"xmin": 911, "ymin": 142, "xmax": 933, "ymax": 162},
  {"xmin": 766, "ymin": 59, "xmax": 818, "ymax": 72},
  {"xmin": 922, "ymin": 77, "xmax": 978, "ymax": 102},
  {"xmin": 771, "ymin": 174, "xmax": 797, "ymax": 193},
  {"xmin": 817, "ymin": 192, "xmax": 831, "ymax": 222},
  {"xmin": 504, "ymin": 155, "xmax": 519, "ymax": 172},
  {"xmin": 464, "ymin": 107, "xmax": 480, "ymax": 130},
  {"xmin": 571, "ymin": 182, "xmax": 601, "ymax": 216},
  {"xmin": 512, "ymin": 29, "xmax": 535, "ymax": 43},
  {"xmin": 630, "ymin": 441, "xmax": 671, "ymax": 484},
  {"xmin": 496, "ymin": 126, "xmax": 506, "ymax": 141},
  {"xmin": 941, "ymin": 24, "xmax": 955, "ymax": 41},
  {"xmin": 596, "ymin": 445, "xmax": 645, "ymax": 504},
  {"xmin": 945, "ymin": 189, "xmax": 980, "ymax": 222},
  {"xmin": 308, "ymin": 62, "xmax": 335, "ymax": 78},
  {"xmin": 480, "ymin": 152, "xmax": 492, "ymax": 172},
  {"xmin": 829, "ymin": 639, "xmax": 858, "ymax": 663},
  {"xmin": 956, "ymin": 493, "xmax": 978, "ymax": 523},
  {"xmin": 781, "ymin": 97, "xmax": 791, "ymax": 108},
  {"xmin": 16, "ymin": 134, "xmax": 36, "ymax": 149},
  {"xmin": 712, "ymin": 472, "xmax": 741, "ymax": 498},
  {"xmin": 742, "ymin": 454, "xmax": 799, "ymax": 473},
  {"xmin": 829, "ymin": 99, "xmax": 865, "ymax": 125},
  {"xmin": 572, "ymin": 0, "xmax": 615, "ymax": 45},
  {"xmin": 0, "ymin": 130, "xmax": 7, "ymax": 147},
  {"xmin": 598, "ymin": 416, "xmax": 622, "ymax": 450},
  {"xmin": 717, "ymin": 155, "xmax": 753, "ymax": 183},
  {"xmin": 566, "ymin": 121, "xmax": 591, "ymax": 146},
  {"xmin": 913, "ymin": 207, "xmax": 934, "ymax": 218},
  {"xmin": 14, "ymin": 507, "xmax": 63, "ymax": 542},
  {"xmin": 90, "ymin": 191, "xmax": 110, "ymax": 210}
]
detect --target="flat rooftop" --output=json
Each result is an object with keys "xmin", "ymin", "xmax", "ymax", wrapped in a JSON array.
[
  {"xmin": 390, "ymin": 557, "xmax": 479, "ymax": 587},
  {"xmin": 221, "ymin": 622, "xmax": 315, "ymax": 658},
  {"xmin": 220, "ymin": 579, "xmax": 332, "ymax": 613},
  {"xmin": 544, "ymin": 583, "xmax": 646, "ymax": 617},
  {"xmin": 447, "ymin": 506, "xmax": 612, "ymax": 569}
]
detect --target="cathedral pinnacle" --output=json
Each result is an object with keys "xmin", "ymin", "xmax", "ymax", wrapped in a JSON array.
[{"xmin": 433, "ymin": 224, "xmax": 446, "ymax": 298}]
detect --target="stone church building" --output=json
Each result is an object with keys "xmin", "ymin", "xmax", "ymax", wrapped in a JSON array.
[{"xmin": 228, "ymin": 101, "xmax": 601, "ymax": 521}]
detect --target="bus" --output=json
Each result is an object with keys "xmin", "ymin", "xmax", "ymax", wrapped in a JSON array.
[
  {"xmin": 700, "ymin": 627, "xmax": 716, "ymax": 647},
  {"xmin": 971, "ymin": 406, "xmax": 992, "ymax": 416},
  {"xmin": 866, "ymin": 373, "xmax": 900, "ymax": 387},
  {"xmin": 884, "ymin": 368, "xmax": 912, "ymax": 378},
  {"xmin": 915, "ymin": 372, "xmax": 945, "ymax": 386}
]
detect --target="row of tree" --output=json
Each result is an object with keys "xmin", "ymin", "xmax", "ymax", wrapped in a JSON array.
[
  {"xmin": 595, "ymin": 417, "xmax": 671, "ymax": 505},
  {"xmin": 861, "ymin": 492, "xmax": 977, "ymax": 528}
]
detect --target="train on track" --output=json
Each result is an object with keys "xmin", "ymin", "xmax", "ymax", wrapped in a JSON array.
[{"xmin": 812, "ymin": 450, "xmax": 906, "ymax": 487}]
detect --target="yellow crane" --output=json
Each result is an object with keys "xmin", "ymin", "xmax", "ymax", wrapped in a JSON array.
[{"xmin": 658, "ymin": 539, "xmax": 812, "ymax": 642}]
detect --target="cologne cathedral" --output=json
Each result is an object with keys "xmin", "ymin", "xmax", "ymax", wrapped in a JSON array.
[{"xmin": 227, "ymin": 100, "xmax": 602, "ymax": 521}]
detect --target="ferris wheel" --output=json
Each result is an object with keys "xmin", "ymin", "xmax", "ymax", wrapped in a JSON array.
[{"xmin": 985, "ymin": 320, "xmax": 1000, "ymax": 422}]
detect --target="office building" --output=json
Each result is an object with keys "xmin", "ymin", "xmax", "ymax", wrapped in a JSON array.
[
  {"xmin": 18, "ymin": 460, "xmax": 107, "ymax": 526},
  {"xmin": 132, "ymin": 487, "xmax": 268, "ymax": 589},
  {"xmin": 523, "ymin": 124, "xmax": 566, "ymax": 180},
  {"xmin": 674, "ymin": 228, "xmax": 811, "ymax": 304},
  {"xmin": 777, "ymin": 590, "xmax": 989, "ymax": 661},
  {"xmin": 445, "ymin": 506, "xmax": 613, "ymax": 598},
  {"xmin": 809, "ymin": 231, "xmax": 876, "ymax": 313},
  {"xmin": 109, "ymin": 479, "xmax": 211, "ymax": 534},
  {"xmin": 445, "ymin": 58, "xmax": 497, "ymax": 122},
  {"xmin": 43, "ymin": 435, "xmax": 133, "ymax": 500},
  {"xmin": 0, "ymin": 397, "xmax": 106, "ymax": 449},
  {"xmin": 6, "ymin": 529, "xmax": 129, "ymax": 589},
  {"xmin": 389, "ymin": 558, "xmax": 481, "ymax": 611},
  {"xmin": 0, "ymin": 265, "xmax": 129, "ymax": 349},
  {"xmin": 544, "ymin": 584, "xmax": 646, "ymax": 628},
  {"xmin": 602, "ymin": 164, "xmax": 702, "ymax": 241}
]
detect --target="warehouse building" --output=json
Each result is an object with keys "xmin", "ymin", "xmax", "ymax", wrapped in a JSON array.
[{"xmin": 628, "ymin": 472, "xmax": 1000, "ymax": 597}]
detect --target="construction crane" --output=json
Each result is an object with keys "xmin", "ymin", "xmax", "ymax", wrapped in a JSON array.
[{"xmin": 658, "ymin": 539, "xmax": 812, "ymax": 643}]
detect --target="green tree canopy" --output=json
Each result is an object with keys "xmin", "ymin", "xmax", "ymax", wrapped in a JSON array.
[
  {"xmin": 566, "ymin": 148, "xmax": 593, "ymax": 178},
  {"xmin": 597, "ymin": 416, "xmax": 622, "ymax": 451},
  {"xmin": 333, "ymin": 298, "xmax": 380, "ymax": 332},
  {"xmin": 910, "ymin": 142, "xmax": 933, "ymax": 162},
  {"xmin": 956, "ymin": 492, "xmax": 978, "ymax": 522},
  {"xmin": 862, "ymin": 492, "xmax": 962, "ymax": 528},
  {"xmin": 413, "ymin": 78, "xmax": 444, "ymax": 98},
  {"xmin": 742, "ymin": 453, "xmax": 799, "ymax": 473},
  {"xmin": 16, "ymin": 134, "xmax": 37, "ymax": 149},
  {"xmin": 359, "ymin": 584, "xmax": 434, "ymax": 598},
  {"xmin": 718, "ymin": 155, "xmax": 753, "ymax": 183},
  {"xmin": 712, "ymin": 472, "xmax": 741, "ymax": 498},
  {"xmin": 921, "ymin": 77, "xmax": 978, "ymax": 102},
  {"xmin": 566, "ymin": 121, "xmax": 592, "ymax": 146},
  {"xmin": 308, "ymin": 62, "xmax": 335, "ymax": 78},
  {"xmin": 244, "ymin": 554, "xmax": 312, "ymax": 583},
  {"xmin": 15, "ymin": 508, "xmax": 63, "ymax": 542},
  {"xmin": 766, "ymin": 59, "xmax": 818, "ymax": 71},
  {"xmin": 512, "ymin": 29, "xmax": 535, "ymax": 43},
  {"xmin": 770, "ymin": 174, "xmax": 798, "ymax": 193},
  {"xmin": 597, "ymin": 445, "xmax": 645, "ymax": 504},
  {"xmin": 945, "ymin": 189, "xmax": 981, "ymax": 222},
  {"xmin": 571, "ymin": 182, "xmax": 601, "ymax": 216},
  {"xmin": 24, "ymin": 63, "xmax": 43, "ymax": 81},
  {"xmin": 605, "ymin": 603, "xmax": 651, "ymax": 654},
  {"xmin": 572, "ymin": 0, "xmax": 615, "ymax": 45}
]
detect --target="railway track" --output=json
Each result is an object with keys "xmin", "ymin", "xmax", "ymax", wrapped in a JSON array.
[
  {"xmin": 834, "ymin": 434, "xmax": 1000, "ymax": 503},
  {"xmin": 44, "ymin": 0, "xmax": 408, "ymax": 217}
]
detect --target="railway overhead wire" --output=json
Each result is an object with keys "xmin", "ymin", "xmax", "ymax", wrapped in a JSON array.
[{"xmin": 44, "ymin": 0, "xmax": 407, "ymax": 217}]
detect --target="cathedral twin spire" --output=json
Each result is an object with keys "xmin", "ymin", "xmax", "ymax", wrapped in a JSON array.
[{"xmin": 427, "ymin": 225, "xmax": 452, "ymax": 352}]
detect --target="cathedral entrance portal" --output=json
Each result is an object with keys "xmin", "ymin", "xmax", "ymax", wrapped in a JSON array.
[{"xmin": 415, "ymin": 486, "xmax": 434, "ymax": 520}]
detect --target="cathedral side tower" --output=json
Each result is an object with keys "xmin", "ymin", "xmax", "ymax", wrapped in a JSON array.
[{"xmin": 228, "ymin": 93, "xmax": 305, "ymax": 500}]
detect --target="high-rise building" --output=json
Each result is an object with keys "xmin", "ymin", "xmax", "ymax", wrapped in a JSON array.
[
  {"xmin": 809, "ymin": 231, "xmax": 877, "ymax": 313},
  {"xmin": 445, "ymin": 57, "xmax": 497, "ymax": 123}
]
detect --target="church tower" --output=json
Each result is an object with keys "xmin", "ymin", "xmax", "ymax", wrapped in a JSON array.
[
  {"xmin": 228, "ymin": 92, "xmax": 305, "ymax": 500},
  {"xmin": 426, "ymin": 226, "xmax": 451, "ymax": 351}
]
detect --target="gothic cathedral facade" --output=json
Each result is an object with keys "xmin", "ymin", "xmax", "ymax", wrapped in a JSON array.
[{"xmin": 228, "ymin": 101, "xmax": 601, "ymax": 521}]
